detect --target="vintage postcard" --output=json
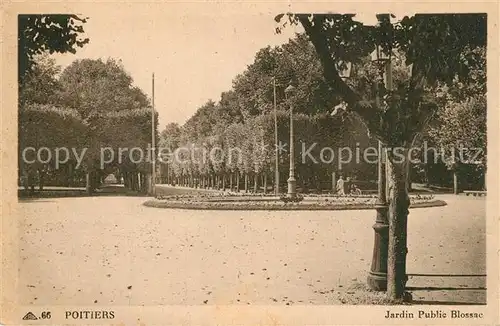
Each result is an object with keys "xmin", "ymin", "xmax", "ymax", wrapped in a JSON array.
[{"xmin": 1, "ymin": 1, "xmax": 498, "ymax": 325}]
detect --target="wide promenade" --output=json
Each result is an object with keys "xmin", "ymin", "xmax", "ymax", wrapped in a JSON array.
[{"xmin": 18, "ymin": 192, "xmax": 485, "ymax": 305}]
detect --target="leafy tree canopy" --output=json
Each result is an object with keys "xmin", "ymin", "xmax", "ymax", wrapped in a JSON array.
[
  {"xmin": 18, "ymin": 14, "xmax": 89, "ymax": 81},
  {"xmin": 19, "ymin": 53, "xmax": 63, "ymax": 106},
  {"xmin": 58, "ymin": 58, "xmax": 150, "ymax": 118},
  {"xmin": 276, "ymin": 13, "xmax": 486, "ymax": 145}
]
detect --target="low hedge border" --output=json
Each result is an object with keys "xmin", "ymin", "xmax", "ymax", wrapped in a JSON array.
[
  {"xmin": 143, "ymin": 199, "xmax": 447, "ymax": 211},
  {"xmin": 154, "ymin": 194, "xmax": 436, "ymax": 201}
]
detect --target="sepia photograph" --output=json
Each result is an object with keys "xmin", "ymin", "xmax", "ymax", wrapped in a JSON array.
[{"xmin": 1, "ymin": 1, "xmax": 498, "ymax": 325}]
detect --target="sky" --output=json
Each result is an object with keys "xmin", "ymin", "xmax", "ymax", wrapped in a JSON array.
[{"xmin": 51, "ymin": 6, "xmax": 302, "ymax": 129}]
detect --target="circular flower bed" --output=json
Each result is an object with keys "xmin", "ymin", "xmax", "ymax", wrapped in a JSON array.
[{"xmin": 144, "ymin": 193, "xmax": 446, "ymax": 211}]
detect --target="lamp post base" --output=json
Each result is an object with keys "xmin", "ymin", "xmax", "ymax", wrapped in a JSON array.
[
  {"xmin": 367, "ymin": 204, "xmax": 389, "ymax": 291},
  {"xmin": 287, "ymin": 177, "xmax": 297, "ymax": 199},
  {"xmin": 367, "ymin": 271, "xmax": 387, "ymax": 291}
]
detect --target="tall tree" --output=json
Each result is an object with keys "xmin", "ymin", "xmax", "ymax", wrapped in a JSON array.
[
  {"xmin": 183, "ymin": 100, "xmax": 219, "ymax": 140},
  {"xmin": 425, "ymin": 47, "xmax": 486, "ymax": 191},
  {"xmin": 276, "ymin": 13, "xmax": 486, "ymax": 299},
  {"xmin": 58, "ymin": 58, "xmax": 150, "ymax": 118},
  {"xmin": 159, "ymin": 123, "xmax": 182, "ymax": 151}
]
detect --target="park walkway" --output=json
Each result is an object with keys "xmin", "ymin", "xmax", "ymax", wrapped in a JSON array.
[{"xmin": 18, "ymin": 193, "xmax": 485, "ymax": 305}]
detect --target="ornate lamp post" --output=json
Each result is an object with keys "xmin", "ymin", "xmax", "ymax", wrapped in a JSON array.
[
  {"xmin": 336, "ymin": 60, "xmax": 353, "ymax": 79},
  {"xmin": 367, "ymin": 13, "xmax": 391, "ymax": 291},
  {"xmin": 330, "ymin": 60, "xmax": 353, "ymax": 190},
  {"xmin": 284, "ymin": 82, "xmax": 297, "ymax": 199}
]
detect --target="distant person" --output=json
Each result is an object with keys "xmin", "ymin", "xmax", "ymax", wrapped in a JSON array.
[
  {"xmin": 350, "ymin": 183, "xmax": 362, "ymax": 195},
  {"xmin": 336, "ymin": 176, "xmax": 345, "ymax": 195}
]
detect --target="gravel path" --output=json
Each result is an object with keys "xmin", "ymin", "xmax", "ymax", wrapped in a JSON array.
[{"xmin": 18, "ymin": 194, "xmax": 485, "ymax": 305}]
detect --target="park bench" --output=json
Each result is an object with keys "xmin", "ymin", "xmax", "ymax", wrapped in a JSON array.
[{"xmin": 463, "ymin": 190, "xmax": 487, "ymax": 197}]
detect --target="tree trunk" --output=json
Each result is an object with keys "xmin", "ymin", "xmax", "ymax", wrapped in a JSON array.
[
  {"xmin": 244, "ymin": 173, "xmax": 248, "ymax": 193},
  {"xmin": 230, "ymin": 173, "xmax": 234, "ymax": 191},
  {"xmin": 123, "ymin": 172, "xmax": 128, "ymax": 188},
  {"xmin": 453, "ymin": 170, "xmax": 459, "ymax": 194},
  {"xmin": 424, "ymin": 163, "xmax": 430, "ymax": 187},
  {"xmin": 263, "ymin": 172, "xmax": 268, "ymax": 194},
  {"xmin": 483, "ymin": 168, "xmax": 487, "ymax": 191},
  {"xmin": 332, "ymin": 171, "xmax": 336, "ymax": 193},
  {"xmin": 67, "ymin": 163, "xmax": 73, "ymax": 187},
  {"xmin": 236, "ymin": 172, "xmax": 240, "ymax": 193},
  {"xmin": 386, "ymin": 151, "xmax": 410, "ymax": 300},
  {"xmin": 143, "ymin": 173, "xmax": 149, "ymax": 193},
  {"xmin": 406, "ymin": 161, "xmax": 412, "ymax": 192},
  {"xmin": 38, "ymin": 169, "xmax": 45, "ymax": 191},
  {"xmin": 86, "ymin": 171, "xmax": 93, "ymax": 195},
  {"xmin": 254, "ymin": 172, "xmax": 258, "ymax": 193},
  {"xmin": 146, "ymin": 173, "xmax": 152, "ymax": 194},
  {"xmin": 222, "ymin": 174, "xmax": 226, "ymax": 191}
]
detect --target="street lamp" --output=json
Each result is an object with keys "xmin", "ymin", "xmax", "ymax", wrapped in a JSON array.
[
  {"xmin": 336, "ymin": 60, "xmax": 353, "ymax": 79},
  {"xmin": 273, "ymin": 77, "xmax": 280, "ymax": 195},
  {"xmin": 367, "ymin": 13, "xmax": 391, "ymax": 291},
  {"xmin": 331, "ymin": 60, "xmax": 353, "ymax": 116},
  {"xmin": 150, "ymin": 73, "xmax": 156, "ymax": 196},
  {"xmin": 284, "ymin": 82, "xmax": 297, "ymax": 199},
  {"xmin": 330, "ymin": 60, "xmax": 353, "ymax": 191}
]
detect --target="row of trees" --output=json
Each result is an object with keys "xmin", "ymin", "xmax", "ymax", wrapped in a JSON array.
[
  {"xmin": 158, "ymin": 35, "xmax": 385, "ymax": 192},
  {"xmin": 158, "ymin": 33, "xmax": 486, "ymax": 194},
  {"xmin": 160, "ymin": 110, "xmax": 375, "ymax": 193},
  {"xmin": 18, "ymin": 15, "xmax": 157, "ymax": 194}
]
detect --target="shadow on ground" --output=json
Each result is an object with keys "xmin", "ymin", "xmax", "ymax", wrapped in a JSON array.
[{"xmin": 406, "ymin": 273, "xmax": 486, "ymax": 305}]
